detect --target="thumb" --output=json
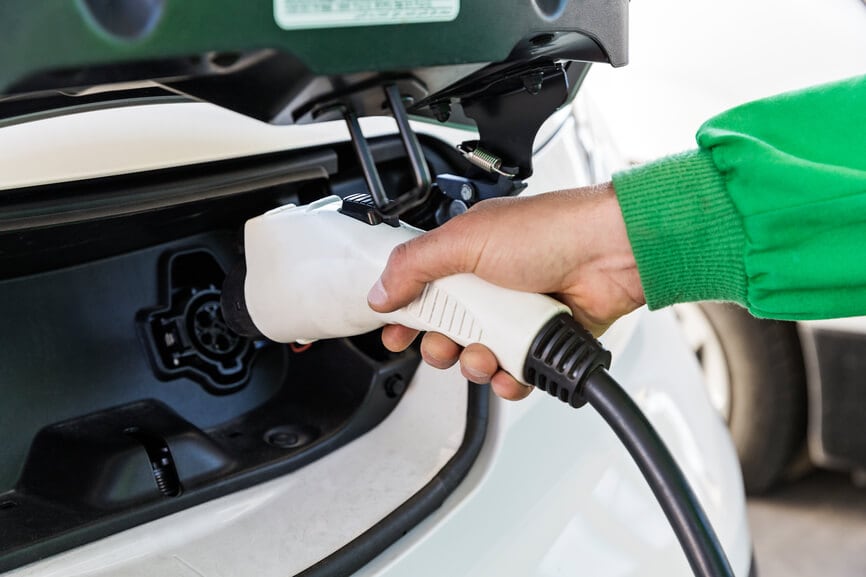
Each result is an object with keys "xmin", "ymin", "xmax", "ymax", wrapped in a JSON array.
[{"xmin": 367, "ymin": 223, "xmax": 479, "ymax": 313}]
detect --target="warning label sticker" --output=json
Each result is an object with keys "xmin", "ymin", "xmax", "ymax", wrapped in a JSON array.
[{"xmin": 274, "ymin": 0, "xmax": 460, "ymax": 30}]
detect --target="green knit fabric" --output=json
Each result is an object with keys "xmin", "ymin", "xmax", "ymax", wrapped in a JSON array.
[
  {"xmin": 613, "ymin": 75, "xmax": 866, "ymax": 320},
  {"xmin": 613, "ymin": 150, "xmax": 747, "ymax": 309}
]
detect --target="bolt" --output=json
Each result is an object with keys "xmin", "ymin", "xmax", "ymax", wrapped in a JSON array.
[
  {"xmin": 267, "ymin": 431, "xmax": 299, "ymax": 448},
  {"xmin": 459, "ymin": 183, "xmax": 475, "ymax": 202},
  {"xmin": 522, "ymin": 72, "xmax": 544, "ymax": 95},
  {"xmin": 384, "ymin": 374, "xmax": 407, "ymax": 398}
]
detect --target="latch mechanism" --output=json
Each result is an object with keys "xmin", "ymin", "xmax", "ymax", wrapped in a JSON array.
[
  {"xmin": 343, "ymin": 84, "xmax": 432, "ymax": 219},
  {"xmin": 336, "ymin": 60, "xmax": 585, "ymax": 222}
]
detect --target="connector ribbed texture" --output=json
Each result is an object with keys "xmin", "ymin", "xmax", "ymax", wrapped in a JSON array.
[
  {"xmin": 406, "ymin": 284, "xmax": 482, "ymax": 342},
  {"xmin": 523, "ymin": 313, "xmax": 611, "ymax": 408}
]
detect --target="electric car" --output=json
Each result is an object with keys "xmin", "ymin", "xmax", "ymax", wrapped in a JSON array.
[{"xmin": 0, "ymin": 2, "xmax": 753, "ymax": 575}]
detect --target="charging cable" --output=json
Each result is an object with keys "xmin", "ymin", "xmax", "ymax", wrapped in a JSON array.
[{"xmin": 525, "ymin": 313, "xmax": 735, "ymax": 577}]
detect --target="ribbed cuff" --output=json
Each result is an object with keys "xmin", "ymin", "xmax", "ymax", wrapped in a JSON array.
[{"xmin": 611, "ymin": 149, "xmax": 747, "ymax": 310}]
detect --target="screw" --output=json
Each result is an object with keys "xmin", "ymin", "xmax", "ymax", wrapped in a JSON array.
[
  {"xmin": 266, "ymin": 431, "xmax": 299, "ymax": 448},
  {"xmin": 459, "ymin": 183, "xmax": 475, "ymax": 202},
  {"xmin": 384, "ymin": 374, "xmax": 407, "ymax": 398}
]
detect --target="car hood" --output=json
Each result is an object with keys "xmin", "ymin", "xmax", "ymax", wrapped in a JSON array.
[{"xmin": 0, "ymin": 1, "xmax": 626, "ymax": 146}]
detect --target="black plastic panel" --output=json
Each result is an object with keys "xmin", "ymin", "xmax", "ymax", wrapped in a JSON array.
[
  {"xmin": 0, "ymin": 227, "xmax": 422, "ymax": 568},
  {"xmin": 0, "ymin": 134, "xmax": 470, "ymax": 572},
  {"xmin": 0, "ymin": 232, "xmax": 280, "ymax": 493}
]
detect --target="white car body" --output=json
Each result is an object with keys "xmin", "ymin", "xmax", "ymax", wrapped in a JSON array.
[{"xmin": 1, "ymin": 100, "xmax": 751, "ymax": 576}]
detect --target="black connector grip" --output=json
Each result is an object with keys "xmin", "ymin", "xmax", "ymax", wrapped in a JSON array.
[{"xmin": 523, "ymin": 313, "xmax": 611, "ymax": 408}]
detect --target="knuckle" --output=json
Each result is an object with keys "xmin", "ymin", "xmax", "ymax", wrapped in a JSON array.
[{"xmin": 386, "ymin": 241, "xmax": 412, "ymax": 271}]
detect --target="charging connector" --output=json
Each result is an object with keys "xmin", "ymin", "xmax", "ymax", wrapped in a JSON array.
[
  {"xmin": 524, "ymin": 313, "xmax": 735, "ymax": 577},
  {"xmin": 226, "ymin": 194, "xmax": 736, "ymax": 576}
]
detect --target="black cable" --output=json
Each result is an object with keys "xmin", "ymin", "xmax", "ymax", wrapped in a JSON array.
[
  {"xmin": 583, "ymin": 369, "xmax": 734, "ymax": 577},
  {"xmin": 524, "ymin": 313, "xmax": 735, "ymax": 577}
]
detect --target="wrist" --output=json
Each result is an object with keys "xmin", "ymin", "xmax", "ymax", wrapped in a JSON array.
[{"xmin": 560, "ymin": 183, "xmax": 645, "ymax": 331}]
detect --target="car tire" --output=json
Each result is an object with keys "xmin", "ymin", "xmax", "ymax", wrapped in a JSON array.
[{"xmin": 675, "ymin": 303, "xmax": 808, "ymax": 494}]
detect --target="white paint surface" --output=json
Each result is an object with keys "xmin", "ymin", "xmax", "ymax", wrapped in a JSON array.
[{"xmin": 1, "ymin": 53, "xmax": 752, "ymax": 575}]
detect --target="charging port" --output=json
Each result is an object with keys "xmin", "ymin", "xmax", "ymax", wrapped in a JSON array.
[{"xmin": 138, "ymin": 249, "xmax": 257, "ymax": 395}]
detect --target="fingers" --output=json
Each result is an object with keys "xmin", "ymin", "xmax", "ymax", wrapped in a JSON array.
[
  {"xmin": 367, "ymin": 219, "xmax": 477, "ymax": 313},
  {"xmin": 419, "ymin": 337, "xmax": 534, "ymax": 401},
  {"xmin": 491, "ymin": 371, "xmax": 533, "ymax": 401},
  {"xmin": 420, "ymin": 332, "xmax": 461, "ymax": 369},
  {"xmin": 381, "ymin": 324, "xmax": 420, "ymax": 352},
  {"xmin": 458, "ymin": 343, "xmax": 498, "ymax": 383}
]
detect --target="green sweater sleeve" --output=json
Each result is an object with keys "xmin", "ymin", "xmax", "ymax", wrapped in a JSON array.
[{"xmin": 612, "ymin": 75, "xmax": 866, "ymax": 320}]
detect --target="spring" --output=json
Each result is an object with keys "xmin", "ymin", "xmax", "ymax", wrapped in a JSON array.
[{"xmin": 457, "ymin": 143, "xmax": 516, "ymax": 178}]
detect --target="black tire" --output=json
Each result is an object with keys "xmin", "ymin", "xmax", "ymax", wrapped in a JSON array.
[{"xmin": 695, "ymin": 303, "xmax": 807, "ymax": 495}]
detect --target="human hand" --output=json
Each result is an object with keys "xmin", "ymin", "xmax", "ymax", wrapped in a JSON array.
[{"xmin": 367, "ymin": 183, "xmax": 645, "ymax": 400}]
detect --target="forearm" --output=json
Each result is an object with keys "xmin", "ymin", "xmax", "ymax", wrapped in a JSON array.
[{"xmin": 612, "ymin": 74, "xmax": 866, "ymax": 320}]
